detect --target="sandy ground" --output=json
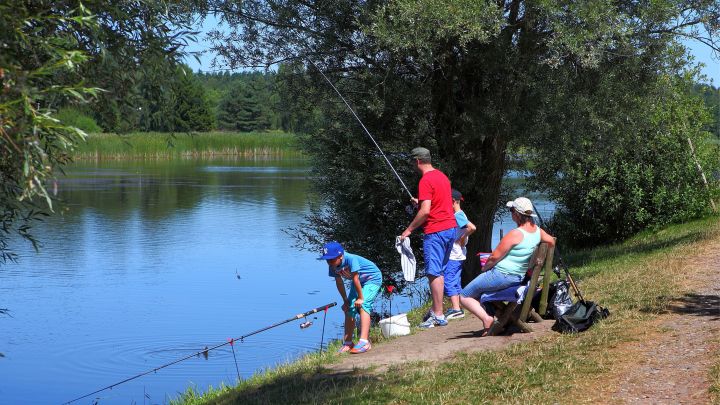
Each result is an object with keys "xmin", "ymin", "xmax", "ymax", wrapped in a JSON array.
[{"xmin": 329, "ymin": 314, "xmax": 553, "ymax": 373}]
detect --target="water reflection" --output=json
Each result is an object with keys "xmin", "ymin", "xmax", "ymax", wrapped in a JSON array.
[
  {"xmin": 0, "ymin": 157, "xmax": 334, "ymax": 405},
  {"xmin": 55, "ymin": 158, "xmax": 313, "ymax": 221}
]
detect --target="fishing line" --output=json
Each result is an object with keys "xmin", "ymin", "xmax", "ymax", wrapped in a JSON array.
[
  {"xmin": 63, "ymin": 302, "xmax": 336, "ymax": 405},
  {"xmin": 300, "ymin": 51, "xmax": 414, "ymax": 199},
  {"xmin": 319, "ymin": 306, "xmax": 328, "ymax": 352},
  {"xmin": 229, "ymin": 339, "xmax": 241, "ymax": 381},
  {"xmin": 530, "ymin": 202, "xmax": 586, "ymax": 303}
]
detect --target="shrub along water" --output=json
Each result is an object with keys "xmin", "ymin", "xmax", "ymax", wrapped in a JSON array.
[
  {"xmin": 72, "ymin": 131, "xmax": 300, "ymax": 159},
  {"xmin": 171, "ymin": 215, "xmax": 720, "ymax": 404},
  {"xmin": 55, "ymin": 107, "xmax": 103, "ymax": 134}
]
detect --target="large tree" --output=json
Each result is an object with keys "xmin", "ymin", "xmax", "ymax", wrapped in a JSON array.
[
  {"xmin": 171, "ymin": 66, "xmax": 215, "ymax": 132},
  {"xmin": 217, "ymin": 80, "xmax": 268, "ymax": 131},
  {"xmin": 202, "ymin": 0, "xmax": 719, "ymax": 287}
]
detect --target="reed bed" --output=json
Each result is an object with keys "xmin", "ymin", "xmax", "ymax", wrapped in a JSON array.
[{"xmin": 73, "ymin": 131, "xmax": 301, "ymax": 159}]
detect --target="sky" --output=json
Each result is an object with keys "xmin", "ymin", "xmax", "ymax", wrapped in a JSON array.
[
  {"xmin": 685, "ymin": 39, "xmax": 720, "ymax": 85},
  {"xmin": 183, "ymin": 16, "xmax": 719, "ymax": 85}
]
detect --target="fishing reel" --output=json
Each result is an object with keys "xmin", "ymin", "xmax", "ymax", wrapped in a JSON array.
[{"xmin": 300, "ymin": 316, "xmax": 317, "ymax": 329}]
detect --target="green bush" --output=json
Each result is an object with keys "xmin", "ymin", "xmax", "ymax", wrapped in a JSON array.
[
  {"xmin": 529, "ymin": 74, "xmax": 720, "ymax": 247},
  {"xmin": 55, "ymin": 107, "xmax": 102, "ymax": 133}
]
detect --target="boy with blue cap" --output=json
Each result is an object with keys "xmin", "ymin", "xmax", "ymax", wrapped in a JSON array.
[{"xmin": 319, "ymin": 241, "xmax": 382, "ymax": 354}]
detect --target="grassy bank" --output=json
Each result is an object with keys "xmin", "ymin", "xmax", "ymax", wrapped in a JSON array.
[
  {"xmin": 174, "ymin": 216, "xmax": 720, "ymax": 404},
  {"xmin": 73, "ymin": 131, "xmax": 301, "ymax": 159}
]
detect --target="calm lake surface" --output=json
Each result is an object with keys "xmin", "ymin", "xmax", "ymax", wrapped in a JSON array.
[{"xmin": 0, "ymin": 157, "xmax": 552, "ymax": 404}]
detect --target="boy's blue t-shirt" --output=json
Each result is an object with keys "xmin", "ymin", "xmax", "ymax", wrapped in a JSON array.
[
  {"xmin": 450, "ymin": 210, "xmax": 470, "ymax": 261},
  {"xmin": 455, "ymin": 210, "xmax": 469, "ymax": 229},
  {"xmin": 327, "ymin": 252, "xmax": 382, "ymax": 286}
]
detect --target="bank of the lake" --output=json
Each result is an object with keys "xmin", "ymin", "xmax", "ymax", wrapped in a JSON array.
[
  {"xmin": 173, "ymin": 215, "xmax": 720, "ymax": 404},
  {"xmin": 73, "ymin": 131, "xmax": 300, "ymax": 159}
]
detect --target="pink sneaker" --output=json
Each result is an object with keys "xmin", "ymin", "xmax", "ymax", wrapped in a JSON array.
[
  {"xmin": 337, "ymin": 342, "xmax": 353, "ymax": 354},
  {"xmin": 350, "ymin": 340, "xmax": 371, "ymax": 354}
]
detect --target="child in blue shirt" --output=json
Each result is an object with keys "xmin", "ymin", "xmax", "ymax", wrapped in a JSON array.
[
  {"xmin": 444, "ymin": 189, "xmax": 476, "ymax": 319},
  {"xmin": 319, "ymin": 241, "xmax": 382, "ymax": 354}
]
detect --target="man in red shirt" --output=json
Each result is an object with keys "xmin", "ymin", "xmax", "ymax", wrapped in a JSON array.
[{"xmin": 400, "ymin": 147, "xmax": 457, "ymax": 328}]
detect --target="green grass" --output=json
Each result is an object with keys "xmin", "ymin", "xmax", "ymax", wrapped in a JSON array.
[
  {"xmin": 72, "ymin": 131, "xmax": 301, "ymax": 159},
  {"xmin": 173, "ymin": 215, "xmax": 720, "ymax": 404}
]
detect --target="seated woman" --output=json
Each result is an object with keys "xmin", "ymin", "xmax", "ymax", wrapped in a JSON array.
[{"xmin": 459, "ymin": 197, "xmax": 555, "ymax": 335}]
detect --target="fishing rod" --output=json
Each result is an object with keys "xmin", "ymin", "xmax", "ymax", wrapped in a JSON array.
[
  {"xmin": 300, "ymin": 51, "xmax": 414, "ymax": 199},
  {"xmin": 63, "ymin": 302, "xmax": 336, "ymax": 405},
  {"xmin": 530, "ymin": 202, "xmax": 587, "ymax": 304}
]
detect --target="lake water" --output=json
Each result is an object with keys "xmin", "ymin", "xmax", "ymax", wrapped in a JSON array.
[{"xmin": 0, "ymin": 158, "xmax": 553, "ymax": 404}]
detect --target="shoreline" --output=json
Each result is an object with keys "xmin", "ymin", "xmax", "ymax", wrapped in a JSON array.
[{"xmin": 171, "ymin": 215, "xmax": 720, "ymax": 404}]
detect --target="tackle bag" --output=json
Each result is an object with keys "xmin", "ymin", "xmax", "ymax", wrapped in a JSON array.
[{"xmin": 552, "ymin": 300, "xmax": 610, "ymax": 333}]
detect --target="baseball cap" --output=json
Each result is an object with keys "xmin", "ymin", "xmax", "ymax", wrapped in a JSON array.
[
  {"xmin": 451, "ymin": 189, "xmax": 464, "ymax": 201},
  {"xmin": 506, "ymin": 197, "xmax": 538, "ymax": 217},
  {"xmin": 410, "ymin": 147, "xmax": 431, "ymax": 161},
  {"xmin": 318, "ymin": 241, "xmax": 344, "ymax": 260}
]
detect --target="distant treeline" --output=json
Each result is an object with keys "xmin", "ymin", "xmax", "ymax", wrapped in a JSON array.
[
  {"xmin": 693, "ymin": 83, "xmax": 720, "ymax": 139},
  {"xmin": 60, "ymin": 66, "xmax": 719, "ymax": 140},
  {"xmin": 196, "ymin": 66, "xmax": 321, "ymax": 134},
  {"xmin": 59, "ymin": 65, "xmax": 320, "ymax": 135}
]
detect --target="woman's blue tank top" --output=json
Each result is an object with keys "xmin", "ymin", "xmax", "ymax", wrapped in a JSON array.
[{"xmin": 494, "ymin": 227, "xmax": 541, "ymax": 276}]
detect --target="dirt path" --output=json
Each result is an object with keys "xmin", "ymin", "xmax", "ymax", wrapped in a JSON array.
[
  {"xmin": 606, "ymin": 242, "xmax": 720, "ymax": 404},
  {"xmin": 329, "ymin": 314, "xmax": 553, "ymax": 373},
  {"xmin": 330, "ymin": 238, "xmax": 720, "ymax": 403}
]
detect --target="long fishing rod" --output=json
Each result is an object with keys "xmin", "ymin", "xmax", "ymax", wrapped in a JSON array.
[
  {"xmin": 302, "ymin": 54, "xmax": 414, "ymax": 199},
  {"xmin": 530, "ymin": 202, "xmax": 586, "ymax": 304},
  {"xmin": 63, "ymin": 302, "xmax": 336, "ymax": 405}
]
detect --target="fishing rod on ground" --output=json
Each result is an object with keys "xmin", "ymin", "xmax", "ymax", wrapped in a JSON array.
[
  {"xmin": 530, "ymin": 202, "xmax": 587, "ymax": 304},
  {"xmin": 63, "ymin": 302, "xmax": 336, "ymax": 405}
]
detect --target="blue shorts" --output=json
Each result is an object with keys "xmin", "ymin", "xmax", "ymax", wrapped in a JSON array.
[
  {"xmin": 347, "ymin": 283, "xmax": 381, "ymax": 318},
  {"xmin": 444, "ymin": 260, "xmax": 463, "ymax": 297},
  {"xmin": 460, "ymin": 268, "xmax": 523, "ymax": 300},
  {"xmin": 423, "ymin": 228, "xmax": 455, "ymax": 277}
]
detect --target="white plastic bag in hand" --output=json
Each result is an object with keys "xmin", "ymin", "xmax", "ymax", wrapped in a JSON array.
[{"xmin": 395, "ymin": 236, "xmax": 416, "ymax": 282}]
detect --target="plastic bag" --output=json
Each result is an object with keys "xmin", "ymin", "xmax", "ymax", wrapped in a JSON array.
[
  {"xmin": 551, "ymin": 280, "xmax": 573, "ymax": 319},
  {"xmin": 395, "ymin": 236, "xmax": 416, "ymax": 281}
]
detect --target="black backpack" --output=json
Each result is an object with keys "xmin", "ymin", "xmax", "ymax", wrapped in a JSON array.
[{"xmin": 552, "ymin": 300, "xmax": 610, "ymax": 333}]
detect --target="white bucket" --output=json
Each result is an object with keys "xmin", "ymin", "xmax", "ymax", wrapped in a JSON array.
[{"xmin": 379, "ymin": 313, "xmax": 411, "ymax": 338}]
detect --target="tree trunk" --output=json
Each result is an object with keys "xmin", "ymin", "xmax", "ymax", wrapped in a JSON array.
[
  {"xmin": 429, "ymin": 43, "xmax": 510, "ymax": 287},
  {"xmin": 460, "ymin": 136, "xmax": 508, "ymax": 286}
]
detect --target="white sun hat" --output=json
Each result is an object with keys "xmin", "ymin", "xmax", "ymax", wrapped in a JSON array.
[{"xmin": 506, "ymin": 197, "xmax": 538, "ymax": 217}]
